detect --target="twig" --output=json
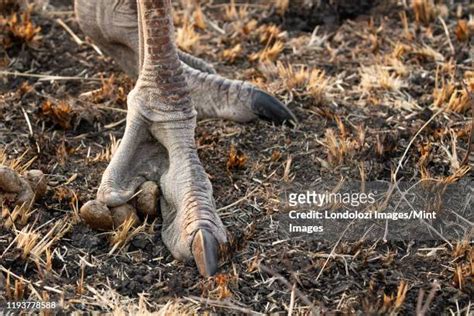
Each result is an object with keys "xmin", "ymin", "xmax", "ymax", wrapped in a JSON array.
[
  {"xmin": 0, "ymin": 71, "xmax": 101, "ymax": 82},
  {"xmin": 105, "ymin": 118, "xmax": 127, "ymax": 129},
  {"xmin": 259, "ymin": 264, "xmax": 317, "ymax": 314},
  {"xmin": 315, "ymin": 220, "xmax": 354, "ymax": 282},
  {"xmin": 95, "ymin": 105, "xmax": 128, "ymax": 113},
  {"xmin": 416, "ymin": 280, "xmax": 440, "ymax": 316},
  {"xmin": 56, "ymin": 18, "xmax": 84, "ymax": 45},
  {"xmin": 20, "ymin": 107, "xmax": 33, "ymax": 137},
  {"xmin": 394, "ymin": 104, "xmax": 447, "ymax": 181},
  {"xmin": 206, "ymin": 19, "xmax": 225, "ymax": 35},
  {"xmin": 461, "ymin": 81, "xmax": 473, "ymax": 166},
  {"xmin": 217, "ymin": 186, "xmax": 259, "ymax": 212},
  {"xmin": 288, "ymin": 284, "xmax": 296, "ymax": 316},
  {"xmin": 438, "ymin": 16, "xmax": 455, "ymax": 55},
  {"xmin": 184, "ymin": 296, "xmax": 263, "ymax": 315}
]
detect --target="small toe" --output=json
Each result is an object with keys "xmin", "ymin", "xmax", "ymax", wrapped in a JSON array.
[
  {"xmin": 25, "ymin": 169, "xmax": 47, "ymax": 199},
  {"xmin": 134, "ymin": 181, "xmax": 160, "ymax": 219},
  {"xmin": 0, "ymin": 166, "xmax": 23, "ymax": 193},
  {"xmin": 251, "ymin": 90, "xmax": 297, "ymax": 126},
  {"xmin": 192, "ymin": 229, "xmax": 219, "ymax": 277},
  {"xmin": 111, "ymin": 203, "xmax": 140, "ymax": 228},
  {"xmin": 80, "ymin": 200, "xmax": 114, "ymax": 231}
]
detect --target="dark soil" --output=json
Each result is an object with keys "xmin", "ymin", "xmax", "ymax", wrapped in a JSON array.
[{"xmin": 0, "ymin": 0, "xmax": 472, "ymax": 314}]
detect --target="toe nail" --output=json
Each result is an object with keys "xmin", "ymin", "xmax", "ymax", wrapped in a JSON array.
[
  {"xmin": 192, "ymin": 229, "xmax": 219, "ymax": 277},
  {"xmin": 251, "ymin": 89, "xmax": 297, "ymax": 126},
  {"xmin": 97, "ymin": 187, "xmax": 132, "ymax": 208}
]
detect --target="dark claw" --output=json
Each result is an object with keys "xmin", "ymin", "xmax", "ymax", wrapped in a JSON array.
[
  {"xmin": 192, "ymin": 229, "xmax": 219, "ymax": 277},
  {"xmin": 251, "ymin": 89, "xmax": 297, "ymax": 126}
]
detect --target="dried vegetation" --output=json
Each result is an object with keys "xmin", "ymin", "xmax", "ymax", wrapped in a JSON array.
[{"xmin": 0, "ymin": 0, "xmax": 472, "ymax": 314}]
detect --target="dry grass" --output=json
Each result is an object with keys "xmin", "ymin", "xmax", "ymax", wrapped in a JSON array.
[
  {"xmin": 1, "ymin": 0, "xmax": 473, "ymax": 314},
  {"xmin": 12, "ymin": 218, "xmax": 71, "ymax": 263},
  {"xmin": 381, "ymin": 280, "xmax": 409, "ymax": 313},
  {"xmin": 192, "ymin": 5, "xmax": 206, "ymax": 30},
  {"xmin": 79, "ymin": 75, "xmax": 129, "ymax": 105},
  {"xmin": 276, "ymin": 62, "xmax": 312, "ymax": 91},
  {"xmin": 0, "ymin": 149, "xmax": 35, "ymax": 174},
  {"xmin": 274, "ymin": 0, "xmax": 289, "ymax": 16},
  {"xmin": 176, "ymin": 20, "xmax": 201, "ymax": 53},
  {"xmin": 413, "ymin": 45, "xmax": 445, "ymax": 62},
  {"xmin": 41, "ymin": 99, "xmax": 74, "ymax": 129},
  {"xmin": 307, "ymin": 68, "xmax": 331, "ymax": 104},
  {"xmin": 90, "ymin": 134, "xmax": 121, "ymax": 163},
  {"xmin": 0, "ymin": 8, "xmax": 42, "ymax": 48},
  {"xmin": 222, "ymin": 44, "xmax": 242, "ymax": 63},
  {"xmin": 433, "ymin": 70, "xmax": 472, "ymax": 112},
  {"xmin": 249, "ymin": 40, "xmax": 285, "ymax": 62},
  {"xmin": 80, "ymin": 284, "xmax": 197, "ymax": 315},
  {"xmin": 359, "ymin": 64, "xmax": 406, "ymax": 93},
  {"xmin": 384, "ymin": 55, "xmax": 408, "ymax": 77},
  {"xmin": 224, "ymin": 0, "xmax": 249, "ymax": 21},
  {"xmin": 257, "ymin": 61, "xmax": 331, "ymax": 102},
  {"xmin": 227, "ymin": 144, "xmax": 247, "ymax": 171},
  {"xmin": 2, "ymin": 203, "xmax": 36, "ymax": 229},
  {"xmin": 257, "ymin": 24, "xmax": 284, "ymax": 44},
  {"xmin": 109, "ymin": 217, "xmax": 146, "ymax": 255},
  {"xmin": 412, "ymin": 0, "xmax": 436, "ymax": 25},
  {"xmin": 14, "ymin": 224, "xmax": 40, "ymax": 259},
  {"xmin": 322, "ymin": 128, "xmax": 357, "ymax": 166}
]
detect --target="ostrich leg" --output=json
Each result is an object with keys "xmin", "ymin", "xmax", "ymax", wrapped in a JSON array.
[
  {"xmin": 95, "ymin": 0, "xmax": 226, "ymax": 276},
  {"xmin": 75, "ymin": 0, "xmax": 296, "ymax": 124}
]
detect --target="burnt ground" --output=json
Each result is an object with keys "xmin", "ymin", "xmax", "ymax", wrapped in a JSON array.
[{"xmin": 0, "ymin": 0, "xmax": 473, "ymax": 314}]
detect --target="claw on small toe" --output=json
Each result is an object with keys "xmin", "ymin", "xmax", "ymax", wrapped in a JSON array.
[
  {"xmin": 251, "ymin": 89, "xmax": 297, "ymax": 126},
  {"xmin": 192, "ymin": 229, "xmax": 219, "ymax": 277},
  {"xmin": 97, "ymin": 187, "xmax": 135, "ymax": 208}
]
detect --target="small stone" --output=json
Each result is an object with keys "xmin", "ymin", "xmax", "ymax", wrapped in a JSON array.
[
  {"xmin": 111, "ymin": 204, "xmax": 140, "ymax": 228},
  {"xmin": 0, "ymin": 166, "xmax": 23, "ymax": 193},
  {"xmin": 80, "ymin": 200, "xmax": 113, "ymax": 231},
  {"xmin": 25, "ymin": 169, "xmax": 47, "ymax": 199},
  {"xmin": 135, "ymin": 181, "xmax": 159, "ymax": 218}
]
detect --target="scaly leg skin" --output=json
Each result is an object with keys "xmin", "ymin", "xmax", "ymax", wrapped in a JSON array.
[
  {"xmin": 74, "ymin": 0, "xmax": 296, "ymax": 125},
  {"xmin": 79, "ymin": 0, "xmax": 229, "ymax": 276},
  {"xmin": 75, "ymin": 0, "xmax": 296, "ymax": 276}
]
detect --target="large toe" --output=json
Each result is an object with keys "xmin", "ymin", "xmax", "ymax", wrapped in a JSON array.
[
  {"xmin": 192, "ymin": 229, "xmax": 219, "ymax": 277},
  {"xmin": 251, "ymin": 89, "xmax": 297, "ymax": 126}
]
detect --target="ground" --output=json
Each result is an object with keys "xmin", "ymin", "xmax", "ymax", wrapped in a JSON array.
[{"xmin": 0, "ymin": 0, "xmax": 473, "ymax": 314}]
